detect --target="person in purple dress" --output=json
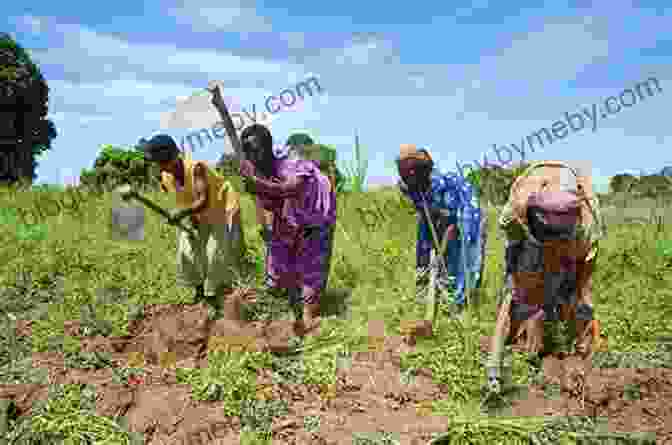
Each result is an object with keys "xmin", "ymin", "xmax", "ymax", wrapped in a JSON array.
[{"xmin": 239, "ymin": 124, "xmax": 336, "ymax": 336}]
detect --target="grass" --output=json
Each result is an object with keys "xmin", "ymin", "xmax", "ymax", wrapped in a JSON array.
[{"xmin": 0, "ymin": 182, "xmax": 671, "ymax": 444}]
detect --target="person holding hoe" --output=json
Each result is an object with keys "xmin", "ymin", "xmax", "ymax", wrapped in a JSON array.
[
  {"xmin": 397, "ymin": 144, "xmax": 486, "ymax": 320},
  {"xmin": 238, "ymin": 123, "xmax": 336, "ymax": 337},
  {"xmin": 137, "ymin": 133, "xmax": 245, "ymax": 320}
]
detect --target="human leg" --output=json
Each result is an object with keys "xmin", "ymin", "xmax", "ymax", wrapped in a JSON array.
[
  {"xmin": 175, "ymin": 225, "xmax": 206, "ymax": 301},
  {"xmin": 416, "ymin": 215, "xmax": 432, "ymax": 289},
  {"xmin": 203, "ymin": 219, "xmax": 244, "ymax": 320},
  {"xmin": 441, "ymin": 239, "xmax": 464, "ymax": 306},
  {"xmin": 292, "ymin": 225, "xmax": 332, "ymax": 336},
  {"xmin": 574, "ymin": 258, "xmax": 595, "ymax": 358}
]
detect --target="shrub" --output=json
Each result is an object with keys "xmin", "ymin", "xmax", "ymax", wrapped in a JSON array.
[{"xmin": 79, "ymin": 144, "xmax": 160, "ymax": 192}]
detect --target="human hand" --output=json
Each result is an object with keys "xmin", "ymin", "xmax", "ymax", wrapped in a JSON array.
[
  {"xmin": 444, "ymin": 224, "xmax": 457, "ymax": 241},
  {"xmin": 239, "ymin": 159, "xmax": 256, "ymax": 178},
  {"xmin": 207, "ymin": 81, "xmax": 223, "ymax": 101}
]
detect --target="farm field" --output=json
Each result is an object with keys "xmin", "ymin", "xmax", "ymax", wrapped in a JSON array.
[{"xmin": 0, "ymin": 185, "xmax": 671, "ymax": 444}]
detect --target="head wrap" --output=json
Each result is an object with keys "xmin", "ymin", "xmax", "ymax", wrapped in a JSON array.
[
  {"xmin": 398, "ymin": 144, "xmax": 432, "ymax": 163},
  {"xmin": 137, "ymin": 134, "xmax": 180, "ymax": 162}
]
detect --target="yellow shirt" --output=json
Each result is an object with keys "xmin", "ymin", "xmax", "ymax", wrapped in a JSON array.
[{"xmin": 160, "ymin": 158, "xmax": 240, "ymax": 226}]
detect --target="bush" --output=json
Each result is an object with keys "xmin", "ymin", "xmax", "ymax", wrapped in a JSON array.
[{"xmin": 79, "ymin": 144, "xmax": 160, "ymax": 192}]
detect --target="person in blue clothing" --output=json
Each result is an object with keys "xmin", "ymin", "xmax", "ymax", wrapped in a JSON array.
[{"xmin": 397, "ymin": 144, "xmax": 487, "ymax": 318}]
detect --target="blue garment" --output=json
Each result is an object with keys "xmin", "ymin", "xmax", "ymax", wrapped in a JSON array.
[{"xmin": 401, "ymin": 169, "xmax": 485, "ymax": 306}]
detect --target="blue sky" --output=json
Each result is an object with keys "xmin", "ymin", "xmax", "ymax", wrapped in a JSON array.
[{"xmin": 5, "ymin": 0, "xmax": 671, "ymax": 191}]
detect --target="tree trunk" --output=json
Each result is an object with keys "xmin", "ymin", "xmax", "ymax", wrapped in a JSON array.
[{"xmin": 17, "ymin": 140, "xmax": 32, "ymax": 184}]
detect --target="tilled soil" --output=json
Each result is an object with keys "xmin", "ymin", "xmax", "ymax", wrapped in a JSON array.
[
  {"xmin": 4, "ymin": 293, "xmax": 451, "ymax": 445},
  {"xmin": 5, "ymin": 293, "xmax": 672, "ymax": 444},
  {"xmin": 479, "ymin": 335, "xmax": 672, "ymax": 444}
]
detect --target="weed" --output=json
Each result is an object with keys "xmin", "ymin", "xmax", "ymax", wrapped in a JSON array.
[
  {"xmin": 0, "ymin": 184, "xmax": 670, "ymax": 443},
  {"xmin": 304, "ymin": 415, "xmax": 321, "ymax": 433},
  {"xmin": 176, "ymin": 349, "xmax": 273, "ymax": 417},
  {"xmin": 352, "ymin": 431, "xmax": 400, "ymax": 445},
  {"xmin": 240, "ymin": 398, "xmax": 289, "ymax": 432}
]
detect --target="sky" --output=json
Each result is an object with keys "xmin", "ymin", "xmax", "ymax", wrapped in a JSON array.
[{"xmin": 4, "ymin": 1, "xmax": 671, "ymax": 192}]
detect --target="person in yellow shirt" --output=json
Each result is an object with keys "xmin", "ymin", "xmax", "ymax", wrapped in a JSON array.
[{"xmin": 137, "ymin": 134, "xmax": 245, "ymax": 320}]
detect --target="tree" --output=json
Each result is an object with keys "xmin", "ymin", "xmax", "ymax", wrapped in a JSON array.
[
  {"xmin": 79, "ymin": 144, "xmax": 160, "ymax": 192},
  {"xmin": 285, "ymin": 133, "xmax": 314, "ymax": 148},
  {"xmin": 609, "ymin": 173, "xmax": 637, "ymax": 194},
  {"xmin": 474, "ymin": 163, "xmax": 528, "ymax": 206},
  {"xmin": 634, "ymin": 174, "xmax": 672, "ymax": 199},
  {"xmin": 0, "ymin": 33, "xmax": 57, "ymax": 183},
  {"xmin": 286, "ymin": 134, "xmax": 347, "ymax": 193}
]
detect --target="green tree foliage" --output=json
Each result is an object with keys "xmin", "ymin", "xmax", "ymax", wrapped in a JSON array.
[
  {"xmin": 79, "ymin": 144, "xmax": 160, "ymax": 192},
  {"xmin": 473, "ymin": 163, "xmax": 529, "ymax": 206},
  {"xmin": 635, "ymin": 174, "xmax": 672, "ymax": 200},
  {"xmin": 606, "ymin": 172, "xmax": 672, "ymax": 205},
  {"xmin": 285, "ymin": 133, "xmax": 314, "ymax": 147},
  {"xmin": 286, "ymin": 133, "xmax": 346, "ymax": 192},
  {"xmin": 217, "ymin": 132, "xmax": 345, "ymax": 193},
  {"xmin": 0, "ymin": 33, "xmax": 57, "ymax": 182},
  {"xmin": 609, "ymin": 173, "xmax": 638, "ymax": 194},
  {"xmin": 296, "ymin": 143, "xmax": 339, "ymax": 185}
]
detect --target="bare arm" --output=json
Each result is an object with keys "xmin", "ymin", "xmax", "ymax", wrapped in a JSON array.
[
  {"xmin": 173, "ymin": 163, "xmax": 209, "ymax": 220},
  {"xmin": 191, "ymin": 163, "xmax": 209, "ymax": 213}
]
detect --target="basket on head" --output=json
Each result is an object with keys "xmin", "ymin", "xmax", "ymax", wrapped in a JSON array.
[{"xmin": 509, "ymin": 160, "xmax": 595, "ymax": 229}]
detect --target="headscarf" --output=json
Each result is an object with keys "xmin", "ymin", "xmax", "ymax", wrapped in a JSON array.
[
  {"xmin": 397, "ymin": 144, "xmax": 434, "ymax": 191},
  {"xmin": 398, "ymin": 144, "xmax": 433, "ymax": 163},
  {"xmin": 137, "ymin": 134, "xmax": 180, "ymax": 162},
  {"xmin": 398, "ymin": 144, "xmax": 482, "ymax": 244}
]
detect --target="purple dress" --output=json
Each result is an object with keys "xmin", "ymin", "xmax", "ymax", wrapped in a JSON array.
[{"xmin": 254, "ymin": 158, "xmax": 336, "ymax": 304}]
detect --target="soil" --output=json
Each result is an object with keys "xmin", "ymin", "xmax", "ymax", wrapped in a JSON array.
[
  {"xmin": 478, "ymin": 335, "xmax": 672, "ymax": 444},
  {"xmin": 4, "ymin": 291, "xmax": 672, "ymax": 444}
]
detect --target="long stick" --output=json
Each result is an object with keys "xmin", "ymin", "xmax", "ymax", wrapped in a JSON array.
[
  {"xmin": 207, "ymin": 82, "xmax": 266, "ymax": 227},
  {"xmin": 207, "ymin": 82, "xmax": 243, "ymax": 162},
  {"xmin": 419, "ymin": 194, "xmax": 453, "ymax": 324},
  {"xmin": 426, "ymin": 222, "xmax": 453, "ymax": 322},
  {"xmin": 124, "ymin": 190, "xmax": 196, "ymax": 238}
]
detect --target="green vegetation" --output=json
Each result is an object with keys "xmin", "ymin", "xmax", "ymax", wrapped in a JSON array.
[
  {"xmin": 0, "ymin": 172, "xmax": 670, "ymax": 443},
  {"xmin": 339, "ymin": 130, "xmax": 368, "ymax": 193},
  {"xmin": 79, "ymin": 144, "xmax": 161, "ymax": 192},
  {"xmin": 0, "ymin": 32, "xmax": 58, "ymax": 182}
]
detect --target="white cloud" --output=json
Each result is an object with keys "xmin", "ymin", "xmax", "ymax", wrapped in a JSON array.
[
  {"xmin": 11, "ymin": 7, "xmax": 671, "ymax": 186},
  {"xmin": 18, "ymin": 16, "xmax": 298, "ymax": 87}
]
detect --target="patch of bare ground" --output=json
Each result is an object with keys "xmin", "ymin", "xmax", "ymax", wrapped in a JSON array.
[
  {"xmin": 4, "ymin": 294, "xmax": 454, "ymax": 444},
  {"xmin": 480, "ymin": 335, "xmax": 672, "ymax": 444}
]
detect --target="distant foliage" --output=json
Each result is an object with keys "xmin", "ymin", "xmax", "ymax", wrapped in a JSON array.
[
  {"xmin": 0, "ymin": 33, "xmax": 57, "ymax": 183},
  {"xmin": 285, "ymin": 133, "xmax": 314, "ymax": 147},
  {"xmin": 608, "ymin": 172, "xmax": 672, "ymax": 202},
  {"xmin": 216, "ymin": 134, "xmax": 345, "ymax": 193},
  {"xmin": 79, "ymin": 144, "xmax": 160, "ymax": 191},
  {"xmin": 296, "ymin": 143, "xmax": 340, "ymax": 191},
  {"xmin": 471, "ymin": 163, "xmax": 529, "ymax": 206},
  {"xmin": 216, "ymin": 152, "xmax": 240, "ymax": 178},
  {"xmin": 609, "ymin": 173, "xmax": 638, "ymax": 194}
]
